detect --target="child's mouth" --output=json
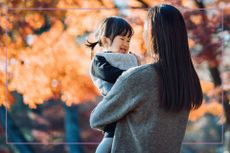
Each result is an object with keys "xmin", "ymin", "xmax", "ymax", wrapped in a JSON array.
[{"xmin": 120, "ymin": 48, "xmax": 127, "ymax": 53}]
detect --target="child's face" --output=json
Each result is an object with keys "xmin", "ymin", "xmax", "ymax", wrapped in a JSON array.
[{"xmin": 107, "ymin": 35, "xmax": 131, "ymax": 54}]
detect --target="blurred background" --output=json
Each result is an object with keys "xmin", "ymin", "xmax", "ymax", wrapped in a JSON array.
[{"xmin": 0, "ymin": 0, "xmax": 229, "ymax": 153}]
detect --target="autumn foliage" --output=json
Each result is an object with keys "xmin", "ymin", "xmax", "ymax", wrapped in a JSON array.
[{"xmin": 0, "ymin": 0, "xmax": 229, "ymax": 122}]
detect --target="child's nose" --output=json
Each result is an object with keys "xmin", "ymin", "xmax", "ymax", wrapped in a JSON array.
[{"xmin": 124, "ymin": 41, "xmax": 129, "ymax": 47}]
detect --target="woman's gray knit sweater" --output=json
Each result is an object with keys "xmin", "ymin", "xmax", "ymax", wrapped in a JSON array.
[{"xmin": 90, "ymin": 63, "xmax": 190, "ymax": 153}]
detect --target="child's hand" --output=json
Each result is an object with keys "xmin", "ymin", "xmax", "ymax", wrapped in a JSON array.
[{"xmin": 129, "ymin": 52, "xmax": 141, "ymax": 65}]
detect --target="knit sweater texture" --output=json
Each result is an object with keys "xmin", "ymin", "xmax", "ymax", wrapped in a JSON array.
[{"xmin": 90, "ymin": 63, "xmax": 190, "ymax": 153}]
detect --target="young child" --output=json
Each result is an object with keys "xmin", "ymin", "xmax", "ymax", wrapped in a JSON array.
[{"xmin": 86, "ymin": 16, "xmax": 140, "ymax": 153}]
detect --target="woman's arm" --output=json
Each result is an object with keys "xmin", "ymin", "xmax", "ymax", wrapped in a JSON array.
[
  {"xmin": 90, "ymin": 69, "xmax": 145, "ymax": 131},
  {"xmin": 92, "ymin": 55, "xmax": 125, "ymax": 83}
]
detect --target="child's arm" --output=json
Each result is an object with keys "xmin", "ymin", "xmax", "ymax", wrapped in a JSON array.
[
  {"xmin": 92, "ymin": 55, "xmax": 125, "ymax": 83},
  {"xmin": 90, "ymin": 68, "xmax": 152, "ymax": 131}
]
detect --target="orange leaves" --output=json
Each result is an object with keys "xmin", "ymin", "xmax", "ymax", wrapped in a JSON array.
[
  {"xmin": 189, "ymin": 79, "xmax": 224, "ymax": 122},
  {"xmin": 190, "ymin": 15, "xmax": 202, "ymax": 25},
  {"xmin": 0, "ymin": 45, "xmax": 15, "ymax": 108},
  {"xmin": 188, "ymin": 38, "xmax": 195, "ymax": 48},
  {"xmin": 0, "ymin": 15, "xmax": 13, "ymax": 31},
  {"xmin": 61, "ymin": 75, "xmax": 99, "ymax": 106},
  {"xmin": 130, "ymin": 24, "xmax": 146, "ymax": 55},
  {"xmin": 181, "ymin": 0, "xmax": 197, "ymax": 8},
  {"xmin": 0, "ymin": 72, "xmax": 15, "ymax": 109},
  {"xmin": 0, "ymin": 5, "xmax": 11, "ymax": 31},
  {"xmin": 200, "ymin": 80, "xmax": 215, "ymax": 94},
  {"xmin": 57, "ymin": 0, "xmax": 115, "ymax": 9},
  {"xmin": 0, "ymin": 0, "xmax": 227, "ymax": 115},
  {"xmin": 65, "ymin": 9, "xmax": 118, "ymax": 36},
  {"xmin": 0, "ymin": 35, "xmax": 11, "ymax": 46},
  {"xmin": 206, "ymin": 100, "xmax": 224, "ymax": 118},
  {"xmin": 6, "ymin": 18, "xmax": 99, "ymax": 108},
  {"xmin": 189, "ymin": 101, "xmax": 223, "ymax": 122},
  {"xmin": 25, "ymin": 13, "xmax": 45, "ymax": 30},
  {"xmin": 127, "ymin": 9, "xmax": 147, "ymax": 56},
  {"xmin": 189, "ymin": 102, "xmax": 206, "ymax": 122},
  {"xmin": 223, "ymin": 4, "xmax": 230, "ymax": 15},
  {"xmin": 34, "ymin": 20, "xmax": 64, "ymax": 47}
]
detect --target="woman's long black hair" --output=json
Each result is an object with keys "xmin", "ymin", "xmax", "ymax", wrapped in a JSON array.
[
  {"xmin": 145, "ymin": 4, "xmax": 203, "ymax": 112},
  {"xmin": 86, "ymin": 16, "xmax": 134, "ymax": 58}
]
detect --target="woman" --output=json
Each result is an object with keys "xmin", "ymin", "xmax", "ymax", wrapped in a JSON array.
[{"xmin": 90, "ymin": 4, "xmax": 203, "ymax": 153}]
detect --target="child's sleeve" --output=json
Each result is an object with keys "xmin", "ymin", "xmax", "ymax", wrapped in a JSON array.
[
  {"xmin": 89, "ymin": 70, "xmax": 147, "ymax": 131},
  {"xmin": 92, "ymin": 55, "xmax": 125, "ymax": 83}
]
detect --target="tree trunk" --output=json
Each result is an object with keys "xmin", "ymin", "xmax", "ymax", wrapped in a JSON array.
[
  {"xmin": 64, "ymin": 104, "xmax": 84, "ymax": 153},
  {"xmin": 208, "ymin": 66, "xmax": 222, "ymax": 87},
  {"xmin": 0, "ymin": 106, "xmax": 34, "ymax": 153}
]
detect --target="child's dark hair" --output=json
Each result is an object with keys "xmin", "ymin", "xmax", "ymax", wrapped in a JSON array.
[{"xmin": 86, "ymin": 16, "xmax": 134, "ymax": 58}]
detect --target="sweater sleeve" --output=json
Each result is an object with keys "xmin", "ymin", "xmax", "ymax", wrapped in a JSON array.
[
  {"xmin": 91, "ymin": 55, "xmax": 125, "ymax": 84},
  {"xmin": 90, "ymin": 69, "xmax": 146, "ymax": 131}
]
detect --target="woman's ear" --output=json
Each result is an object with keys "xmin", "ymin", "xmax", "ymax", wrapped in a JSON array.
[{"xmin": 101, "ymin": 36, "xmax": 111, "ymax": 47}]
